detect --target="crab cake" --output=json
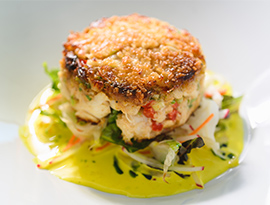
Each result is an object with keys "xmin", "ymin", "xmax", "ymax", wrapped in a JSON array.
[{"xmin": 59, "ymin": 14, "xmax": 206, "ymax": 143}]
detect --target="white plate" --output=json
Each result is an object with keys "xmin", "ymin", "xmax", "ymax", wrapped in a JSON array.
[
  {"xmin": 1, "ymin": 1, "xmax": 270, "ymax": 205},
  {"xmin": 0, "ymin": 94, "xmax": 269, "ymax": 204}
]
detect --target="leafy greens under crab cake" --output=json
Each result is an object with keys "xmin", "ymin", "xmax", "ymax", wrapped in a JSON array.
[{"xmin": 20, "ymin": 14, "xmax": 244, "ymax": 197}]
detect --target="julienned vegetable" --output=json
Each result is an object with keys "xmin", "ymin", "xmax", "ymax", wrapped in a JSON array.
[
  {"xmin": 19, "ymin": 63, "xmax": 244, "ymax": 197},
  {"xmin": 188, "ymin": 113, "xmax": 214, "ymax": 136}
]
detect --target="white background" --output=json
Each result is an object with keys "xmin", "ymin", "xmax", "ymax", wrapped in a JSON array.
[{"xmin": 0, "ymin": 1, "xmax": 270, "ymax": 205}]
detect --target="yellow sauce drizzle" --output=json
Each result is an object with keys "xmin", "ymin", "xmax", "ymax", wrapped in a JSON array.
[{"xmin": 19, "ymin": 87, "xmax": 244, "ymax": 198}]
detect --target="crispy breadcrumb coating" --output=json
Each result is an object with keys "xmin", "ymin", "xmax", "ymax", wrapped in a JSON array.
[{"xmin": 61, "ymin": 14, "xmax": 205, "ymax": 106}]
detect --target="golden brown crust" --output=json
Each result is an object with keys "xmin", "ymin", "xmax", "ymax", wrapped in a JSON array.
[{"xmin": 61, "ymin": 14, "xmax": 206, "ymax": 105}]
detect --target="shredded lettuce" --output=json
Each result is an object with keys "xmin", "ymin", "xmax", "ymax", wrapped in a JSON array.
[
  {"xmin": 217, "ymin": 95, "xmax": 242, "ymax": 135},
  {"xmin": 43, "ymin": 62, "xmax": 60, "ymax": 92},
  {"xmin": 162, "ymin": 140, "xmax": 181, "ymax": 179},
  {"xmin": 39, "ymin": 109, "xmax": 66, "ymax": 127},
  {"xmin": 149, "ymin": 139, "xmax": 205, "ymax": 180},
  {"xmin": 186, "ymin": 98, "xmax": 220, "ymax": 152},
  {"xmin": 151, "ymin": 140, "xmax": 180, "ymax": 163},
  {"xmin": 221, "ymin": 95, "xmax": 242, "ymax": 111}
]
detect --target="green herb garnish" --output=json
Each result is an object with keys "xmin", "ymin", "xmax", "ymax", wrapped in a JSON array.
[
  {"xmin": 187, "ymin": 98, "xmax": 196, "ymax": 108},
  {"xmin": 85, "ymin": 95, "xmax": 92, "ymax": 101},
  {"xmin": 101, "ymin": 109, "xmax": 161, "ymax": 152},
  {"xmin": 129, "ymin": 170, "xmax": 138, "ymax": 178}
]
